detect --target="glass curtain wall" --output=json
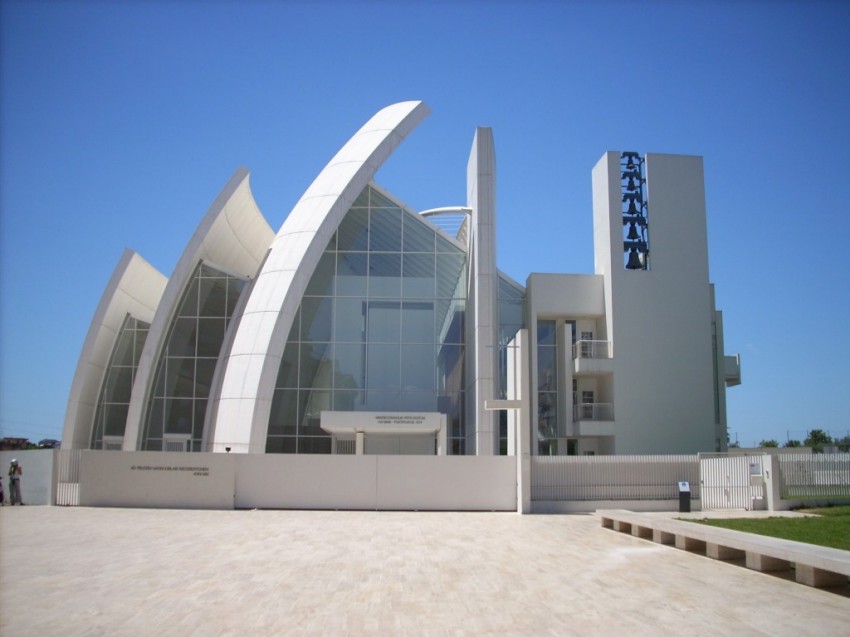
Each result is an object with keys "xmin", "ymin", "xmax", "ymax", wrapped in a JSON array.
[
  {"xmin": 537, "ymin": 319, "xmax": 558, "ymax": 455},
  {"xmin": 90, "ymin": 314, "xmax": 150, "ymax": 449},
  {"xmin": 142, "ymin": 262, "xmax": 246, "ymax": 451},
  {"xmin": 267, "ymin": 185, "xmax": 468, "ymax": 454}
]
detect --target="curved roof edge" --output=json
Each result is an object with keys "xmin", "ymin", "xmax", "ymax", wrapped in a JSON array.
[
  {"xmin": 213, "ymin": 100, "xmax": 430, "ymax": 453},
  {"xmin": 61, "ymin": 249, "xmax": 167, "ymax": 450},
  {"xmin": 122, "ymin": 168, "xmax": 275, "ymax": 450}
]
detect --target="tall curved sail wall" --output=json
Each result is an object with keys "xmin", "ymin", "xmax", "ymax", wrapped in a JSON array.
[
  {"xmin": 122, "ymin": 168, "xmax": 274, "ymax": 450},
  {"xmin": 61, "ymin": 250, "xmax": 167, "ymax": 449},
  {"xmin": 212, "ymin": 101, "xmax": 431, "ymax": 453}
]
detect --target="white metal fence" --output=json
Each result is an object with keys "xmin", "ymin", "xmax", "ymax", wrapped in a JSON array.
[
  {"xmin": 332, "ymin": 438, "xmax": 356, "ymax": 455},
  {"xmin": 531, "ymin": 455, "xmax": 699, "ymax": 502},
  {"xmin": 54, "ymin": 449, "xmax": 82, "ymax": 506},
  {"xmin": 778, "ymin": 453, "xmax": 850, "ymax": 499},
  {"xmin": 699, "ymin": 454, "xmax": 765, "ymax": 510}
]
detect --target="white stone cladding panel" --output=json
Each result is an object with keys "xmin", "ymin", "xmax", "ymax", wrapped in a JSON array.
[
  {"xmin": 228, "ymin": 277, "xmax": 295, "ymax": 349},
  {"xmin": 526, "ymin": 274, "xmax": 605, "ymax": 318},
  {"xmin": 264, "ymin": 231, "xmax": 324, "ymax": 274},
  {"xmin": 466, "ymin": 127, "xmax": 499, "ymax": 455}
]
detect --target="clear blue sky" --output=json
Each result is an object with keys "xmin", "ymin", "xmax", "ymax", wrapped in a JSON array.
[{"xmin": 1, "ymin": 1, "xmax": 848, "ymax": 447}]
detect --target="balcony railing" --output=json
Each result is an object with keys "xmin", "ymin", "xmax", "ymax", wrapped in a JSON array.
[
  {"xmin": 573, "ymin": 402, "xmax": 614, "ymax": 422},
  {"xmin": 572, "ymin": 340, "xmax": 611, "ymax": 359}
]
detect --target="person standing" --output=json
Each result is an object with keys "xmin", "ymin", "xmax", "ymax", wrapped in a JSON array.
[{"xmin": 8, "ymin": 459, "xmax": 22, "ymax": 505}]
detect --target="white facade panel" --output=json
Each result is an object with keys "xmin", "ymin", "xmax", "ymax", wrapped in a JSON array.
[
  {"xmin": 79, "ymin": 450, "xmax": 236, "ymax": 509},
  {"xmin": 526, "ymin": 274, "xmax": 604, "ymax": 318},
  {"xmin": 467, "ymin": 127, "xmax": 499, "ymax": 455}
]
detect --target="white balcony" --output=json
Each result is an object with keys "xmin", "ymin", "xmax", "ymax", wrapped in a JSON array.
[
  {"xmin": 573, "ymin": 402, "xmax": 614, "ymax": 422},
  {"xmin": 724, "ymin": 354, "xmax": 741, "ymax": 387},
  {"xmin": 572, "ymin": 340, "xmax": 614, "ymax": 376},
  {"xmin": 573, "ymin": 402, "xmax": 615, "ymax": 436}
]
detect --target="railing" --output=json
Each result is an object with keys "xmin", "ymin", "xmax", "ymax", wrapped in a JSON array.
[
  {"xmin": 335, "ymin": 438, "xmax": 356, "ymax": 455},
  {"xmin": 572, "ymin": 340, "xmax": 611, "ymax": 359},
  {"xmin": 777, "ymin": 453, "xmax": 850, "ymax": 499},
  {"xmin": 573, "ymin": 403, "xmax": 614, "ymax": 421},
  {"xmin": 531, "ymin": 454, "xmax": 700, "ymax": 501},
  {"xmin": 54, "ymin": 449, "xmax": 82, "ymax": 506}
]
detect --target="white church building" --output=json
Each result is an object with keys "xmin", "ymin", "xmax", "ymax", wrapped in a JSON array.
[{"xmin": 62, "ymin": 101, "xmax": 741, "ymax": 458}]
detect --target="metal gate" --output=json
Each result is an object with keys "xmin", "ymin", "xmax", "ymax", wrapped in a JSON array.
[
  {"xmin": 699, "ymin": 454, "xmax": 764, "ymax": 510},
  {"xmin": 54, "ymin": 449, "xmax": 82, "ymax": 506}
]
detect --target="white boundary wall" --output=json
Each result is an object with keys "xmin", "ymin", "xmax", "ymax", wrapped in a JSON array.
[
  {"xmin": 79, "ymin": 451, "xmax": 236, "ymax": 509},
  {"xmin": 25, "ymin": 450, "xmax": 848, "ymax": 512},
  {"xmin": 76, "ymin": 451, "xmax": 516, "ymax": 511},
  {"xmin": 530, "ymin": 455, "xmax": 700, "ymax": 513},
  {"xmin": 0, "ymin": 450, "xmax": 55, "ymax": 505}
]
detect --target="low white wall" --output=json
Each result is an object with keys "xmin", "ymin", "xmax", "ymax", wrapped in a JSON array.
[
  {"xmin": 236, "ymin": 455, "xmax": 378, "ymax": 510},
  {"xmin": 79, "ymin": 451, "xmax": 235, "ymax": 509},
  {"xmin": 375, "ymin": 456, "xmax": 516, "ymax": 511},
  {"xmin": 75, "ymin": 452, "xmax": 517, "ymax": 511},
  {"xmin": 60, "ymin": 450, "xmax": 850, "ymax": 513},
  {"xmin": 236, "ymin": 455, "xmax": 516, "ymax": 511},
  {"xmin": 0, "ymin": 450, "xmax": 55, "ymax": 505}
]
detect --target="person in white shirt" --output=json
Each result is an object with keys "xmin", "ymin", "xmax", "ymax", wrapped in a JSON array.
[{"xmin": 8, "ymin": 459, "xmax": 22, "ymax": 505}]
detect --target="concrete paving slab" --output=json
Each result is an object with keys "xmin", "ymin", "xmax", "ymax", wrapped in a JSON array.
[{"xmin": 1, "ymin": 506, "xmax": 848, "ymax": 636}]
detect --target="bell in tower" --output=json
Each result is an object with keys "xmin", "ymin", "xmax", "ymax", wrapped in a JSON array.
[{"xmin": 625, "ymin": 246, "xmax": 643, "ymax": 270}]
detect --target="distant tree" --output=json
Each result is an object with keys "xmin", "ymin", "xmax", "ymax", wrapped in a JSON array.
[
  {"xmin": 783, "ymin": 439, "xmax": 802, "ymax": 448},
  {"xmin": 836, "ymin": 435, "xmax": 850, "ymax": 453},
  {"xmin": 758, "ymin": 439, "xmax": 779, "ymax": 448},
  {"xmin": 804, "ymin": 429, "xmax": 833, "ymax": 453},
  {"xmin": 728, "ymin": 440, "xmax": 740, "ymax": 449}
]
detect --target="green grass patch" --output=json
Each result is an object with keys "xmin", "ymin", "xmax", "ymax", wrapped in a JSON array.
[{"xmin": 691, "ymin": 506, "xmax": 850, "ymax": 551}]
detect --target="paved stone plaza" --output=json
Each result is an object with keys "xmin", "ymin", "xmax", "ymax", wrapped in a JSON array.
[{"xmin": 1, "ymin": 506, "xmax": 848, "ymax": 636}]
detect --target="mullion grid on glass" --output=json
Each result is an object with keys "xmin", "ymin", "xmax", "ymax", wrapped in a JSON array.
[
  {"xmin": 144, "ymin": 264, "xmax": 243, "ymax": 451},
  {"xmin": 268, "ymin": 185, "xmax": 468, "ymax": 454},
  {"xmin": 92, "ymin": 322, "xmax": 127, "ymax": 448},
  {"xmin": 92, "ymin": 315, "xmax": 150, "ymax": 449},
  {"xmin": 292, "ymin": 239, "xmax": 338, "ymax": 453},
  {"xmin": 179, "ymin": 268, "xmax": 201, "ymax": 448}
]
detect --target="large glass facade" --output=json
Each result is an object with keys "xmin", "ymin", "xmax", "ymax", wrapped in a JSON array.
[
  {"xmin": 91, "ymin": 314, "xmax": 150, "ymax": 449},
  {"xmin": 142, "ymin": 262, "xmax": 246, "ymax": 451},
  {"xmin": 267, "ymin": 185, "xmax": 468, "ymax": 454}
]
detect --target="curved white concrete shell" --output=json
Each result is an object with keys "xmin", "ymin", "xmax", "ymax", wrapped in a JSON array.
[
  {"xmin": 212, "ymin": 101, "xmax": 431, "ymax": 453},
  {"xmin": 62, "ymin": 249, "xmax": 167, "ymax": 449},
  {"xmin": 122, "ymin": 168, "xmax": 274, "ymax": 450}
]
